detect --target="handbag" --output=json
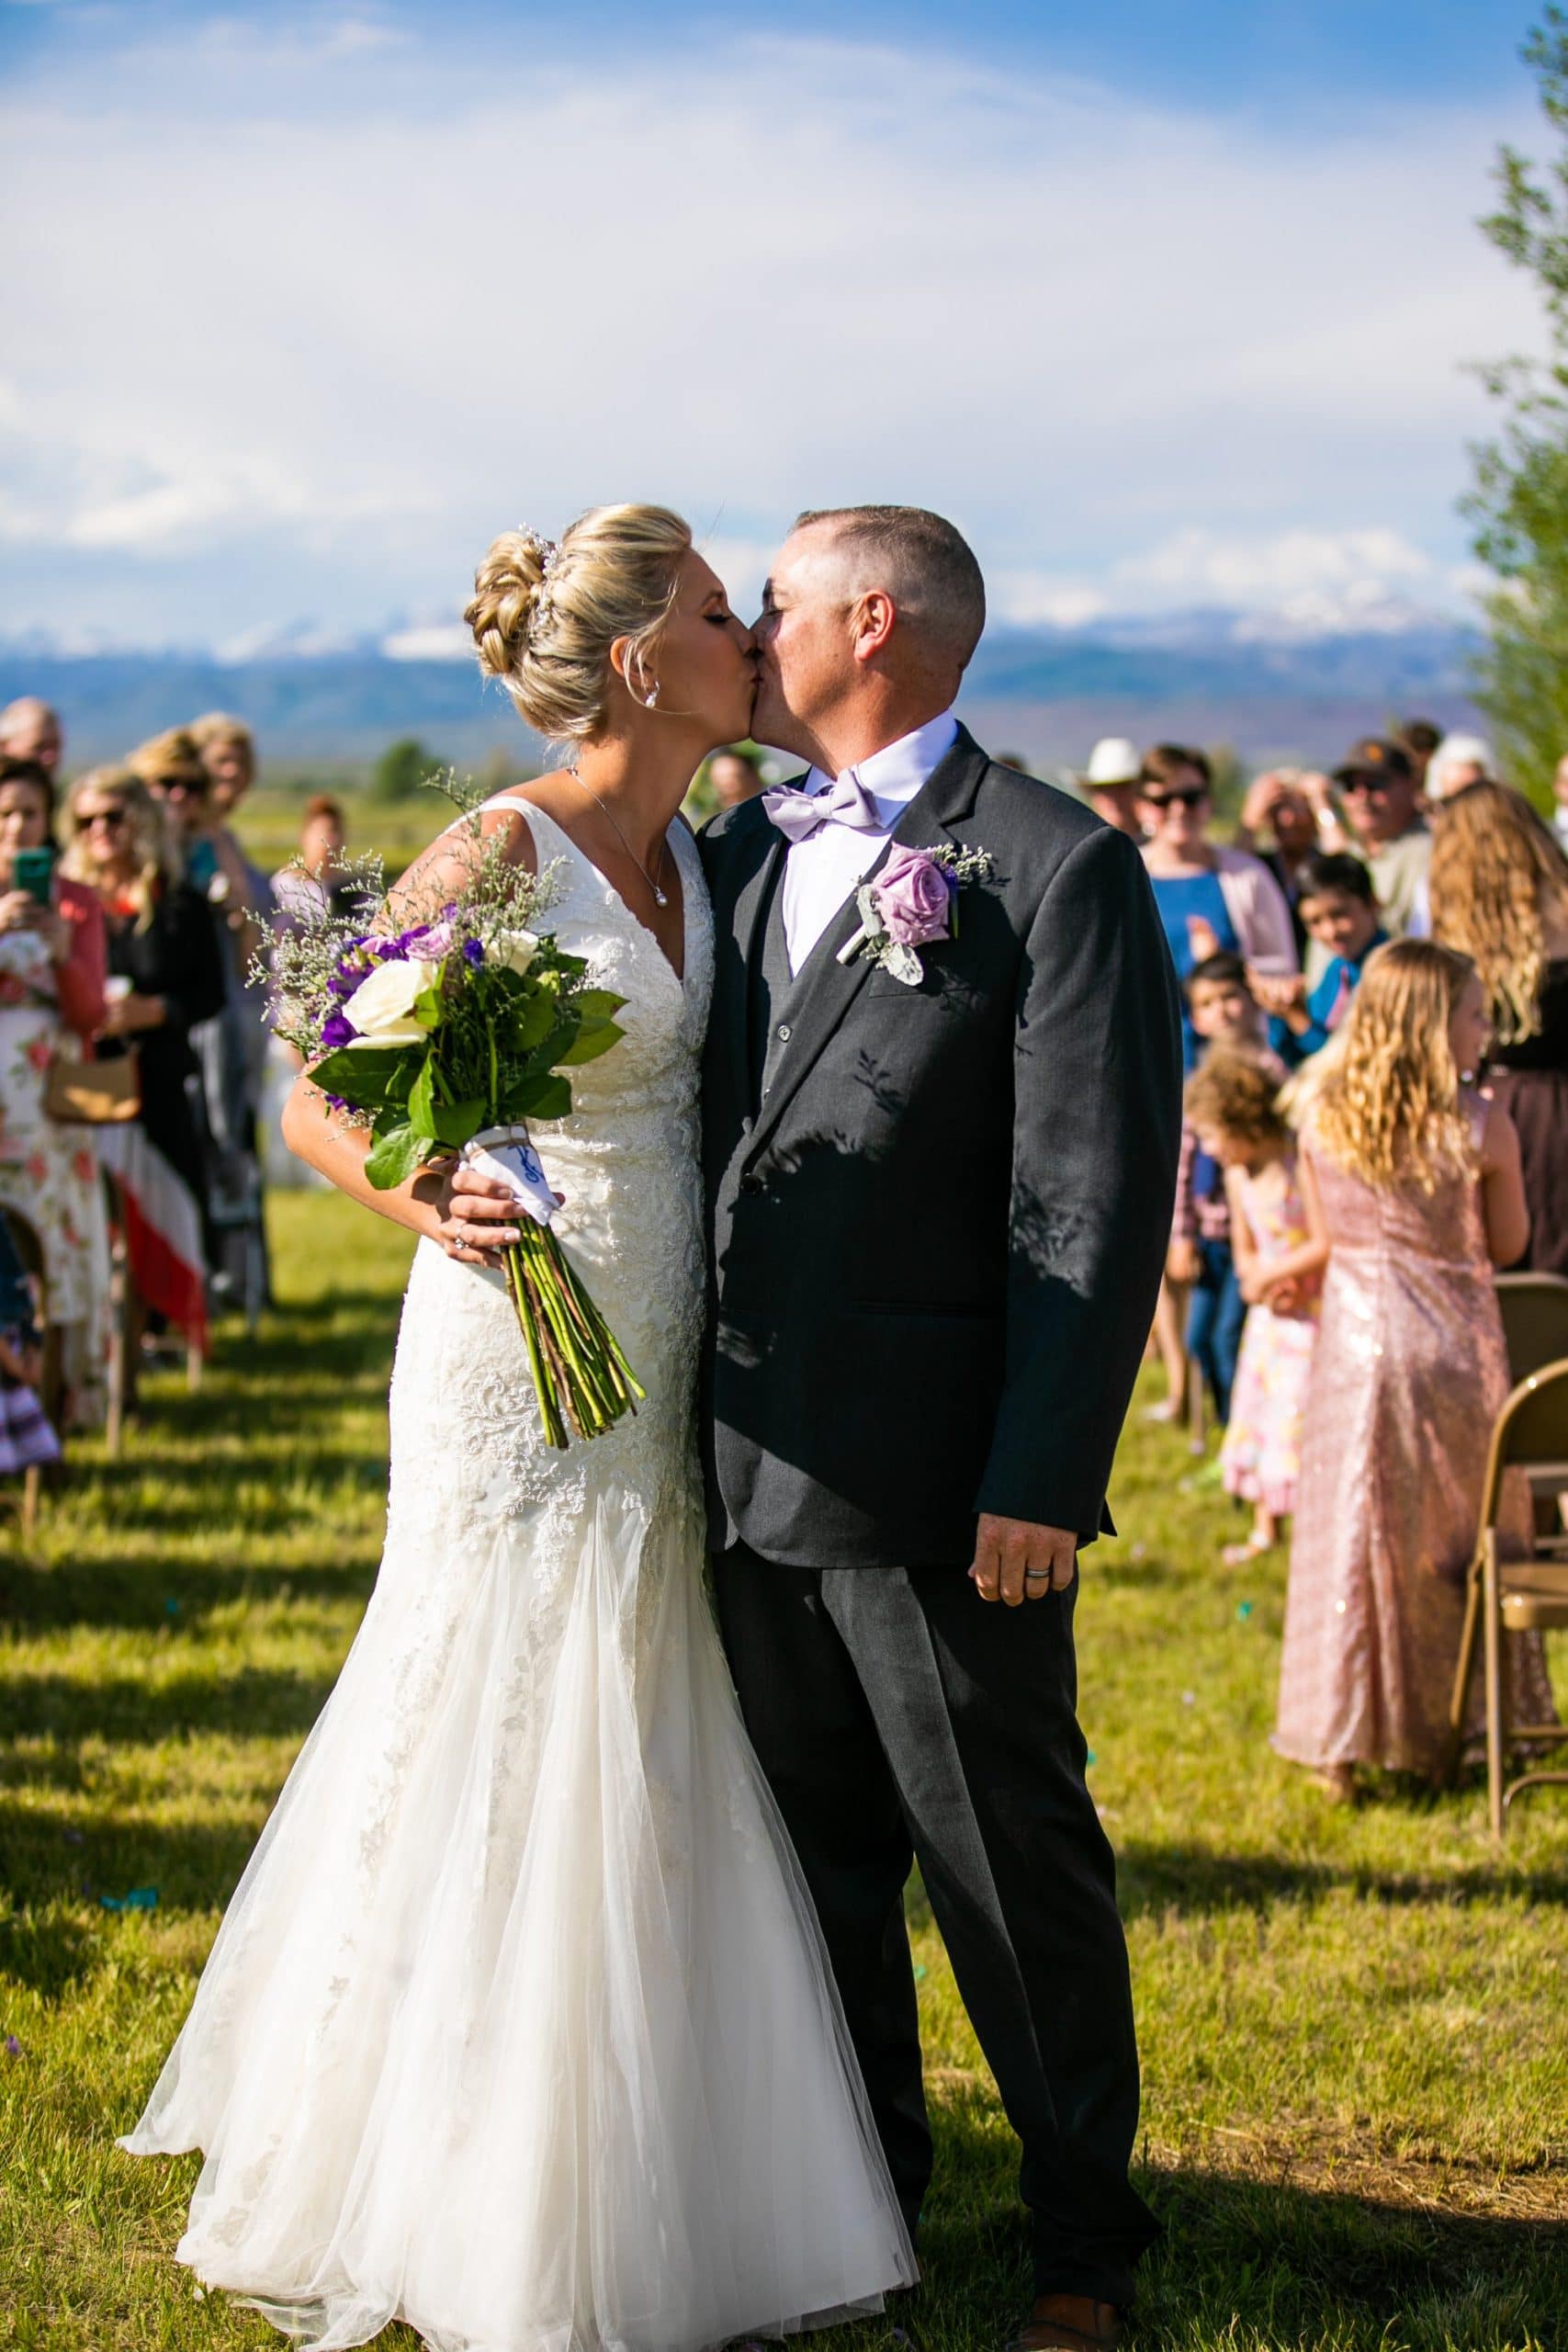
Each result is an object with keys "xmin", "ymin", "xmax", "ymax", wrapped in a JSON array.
[{"xmin": 45, "ymin": 1044, "xmax": 141, "ymax": 1125}]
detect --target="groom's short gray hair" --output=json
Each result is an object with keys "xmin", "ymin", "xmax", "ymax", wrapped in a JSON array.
[{"xmin": 794, "ymin": 504, "xmax": 986, "ymax": 673}]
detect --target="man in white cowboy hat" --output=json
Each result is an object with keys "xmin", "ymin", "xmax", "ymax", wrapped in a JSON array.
[{"xmin": 1079, "ymin": 738, "xmax": 1143, "ymax": 837}]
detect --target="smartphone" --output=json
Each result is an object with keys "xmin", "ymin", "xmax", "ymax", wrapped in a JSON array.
[{"xmin": 13, "ymin": 846, "xmax": 55, "ymax": 905}]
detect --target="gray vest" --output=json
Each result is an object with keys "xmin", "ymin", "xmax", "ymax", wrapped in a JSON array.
[{"xmin": 749, "ymin": 865, "xmax": 804, "ymax": 1114}]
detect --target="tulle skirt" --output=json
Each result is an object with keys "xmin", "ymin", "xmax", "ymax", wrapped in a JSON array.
[{"xmin": 121, "ymin": 1474, "xmax": 914, "ymax": 2350}]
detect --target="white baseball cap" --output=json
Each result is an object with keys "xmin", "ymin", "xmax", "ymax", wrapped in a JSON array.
[{"xmin": 1082, "ymin": 737, "xmax": 1141, "ymax": 788}]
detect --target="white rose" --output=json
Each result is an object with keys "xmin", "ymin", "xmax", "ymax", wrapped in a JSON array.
[
  {"xmin": 494, "ymin": 929, "xmax": 541, "ymax": 978},
  {"xmin": 342, "ymin": 955, "xmax": 445, "ymax": 1047}
]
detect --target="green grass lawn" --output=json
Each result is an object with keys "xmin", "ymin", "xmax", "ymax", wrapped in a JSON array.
[{"xmin": 2, "ymin": 1193, "xmax": 1565, "ymax": 2351}]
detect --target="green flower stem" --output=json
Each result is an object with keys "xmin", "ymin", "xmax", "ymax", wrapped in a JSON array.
[{"xmin": 503, "ymin": 1244, "xmax": 566, "ymax": 1449}]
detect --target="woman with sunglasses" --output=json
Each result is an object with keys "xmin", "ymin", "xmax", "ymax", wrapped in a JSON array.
[
  {"xmin": 0, "ymin": 754, "xmax": 113, "ymax": 1424},
  {"xmin": 62, "ymin": 770, "xmax": 227, "ymax": 1359},
  {"xmin": 1136, "ymin": 744, "xmax": 1297, "ymax": 1070}
]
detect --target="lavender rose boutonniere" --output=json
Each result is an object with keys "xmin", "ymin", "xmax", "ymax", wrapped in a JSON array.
[{"xmin": 837, "ymin": 842, "xmax": 996, "ymax": 986}]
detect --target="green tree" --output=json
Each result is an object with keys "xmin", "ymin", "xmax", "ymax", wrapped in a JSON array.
[
  {"xmin": 1466, "ymin": 7, "xmax": 1568, "ymax": 810},
  {"xmin": 369, "ymin": 736, "xmax": 440, "ymax": 804}
]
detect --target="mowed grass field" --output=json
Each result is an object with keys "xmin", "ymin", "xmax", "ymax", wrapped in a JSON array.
[{"xmin": 2, "ymin": 1193, "xmax": 1565, "ymax": 2352}]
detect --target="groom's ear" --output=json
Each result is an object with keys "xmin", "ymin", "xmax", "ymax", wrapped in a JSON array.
[{"xmin": 850, "ymin": 589, "xmax": 897, "ymax": 665}]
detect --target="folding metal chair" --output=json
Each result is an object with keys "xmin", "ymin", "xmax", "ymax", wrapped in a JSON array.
[{"xmin": 1446, "ymin": 1357, "xmax": 1568, "ymax": 1837}]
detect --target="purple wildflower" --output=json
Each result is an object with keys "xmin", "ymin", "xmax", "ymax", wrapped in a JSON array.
[
  {"xmin": 5, "ymin": 2034, "xmax": 21, "ymax": 2058},
  {"xmin": 462, "ymin": 937, "xmax": 485, "ymax": 967},
  {"xmin": 321, "ymin": 1011, "xmax": 355, "ymax": 1051}
]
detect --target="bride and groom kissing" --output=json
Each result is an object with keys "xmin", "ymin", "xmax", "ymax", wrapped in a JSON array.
[{"xmin": 121, "ymin": 504, "xmax": 1183, "ymax": 2352}]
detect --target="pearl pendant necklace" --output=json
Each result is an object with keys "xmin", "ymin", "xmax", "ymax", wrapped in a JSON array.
[{"xmin": 570, "ymin": 770, "xmax": 669, "ymax": 905}]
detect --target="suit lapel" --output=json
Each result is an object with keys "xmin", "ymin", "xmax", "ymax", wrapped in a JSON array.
[{"xmin": 741, "ymin": 727, "xmax": 990, "ymax": 1169}]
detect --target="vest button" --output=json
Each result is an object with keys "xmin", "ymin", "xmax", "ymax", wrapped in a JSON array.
[
  {"xmin": 739, "ymin": 1173, "xmax": 762, "ymax": 1197},
  {"xmin": 776, "ymin": 1022, "xmax": 792, "ymax": 1043}
]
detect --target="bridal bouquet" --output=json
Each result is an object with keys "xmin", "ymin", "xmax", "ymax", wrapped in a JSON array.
[{"xmin": 264, "ymin": 818, "xmax": 643, "ymax": 1449}]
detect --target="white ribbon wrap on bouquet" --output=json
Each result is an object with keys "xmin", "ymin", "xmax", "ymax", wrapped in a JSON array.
[{"xmin": 460, "ymin": 1125, "xmax": 559, "ymax": 1228}]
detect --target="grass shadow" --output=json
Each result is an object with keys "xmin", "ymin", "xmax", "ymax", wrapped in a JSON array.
[{"xmin": 1117, "ymin": 1841, "xmax": 1568, "ymax": 1917}]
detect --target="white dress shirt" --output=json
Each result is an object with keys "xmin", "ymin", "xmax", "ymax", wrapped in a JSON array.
[{"xmin": 779, "ymin": 711, "xmax": 959, "ymax": 974}]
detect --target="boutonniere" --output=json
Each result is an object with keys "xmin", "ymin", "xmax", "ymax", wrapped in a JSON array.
[{"xmin": 836, "ymin": 842, "xmax": 996, "ymax": 987}]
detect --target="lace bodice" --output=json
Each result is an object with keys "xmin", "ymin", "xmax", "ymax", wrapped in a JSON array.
[{"xmin": 388, "ymin": 799, "xmax": 715, "ymax": 1560}]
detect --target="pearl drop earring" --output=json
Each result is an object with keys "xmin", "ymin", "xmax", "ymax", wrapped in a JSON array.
[{"xmin": 644, "ymin": 684, "xmax": 660, "ymax": 709}]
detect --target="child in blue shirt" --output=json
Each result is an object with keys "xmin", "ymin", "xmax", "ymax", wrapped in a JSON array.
[{"xmin": 1253, "ymin": 853, "xmax": 1387, "ymax": 1068}]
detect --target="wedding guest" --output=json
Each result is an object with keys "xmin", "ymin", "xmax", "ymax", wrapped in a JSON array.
[
  {"xmin": 130, "ymin": 729, "xmax": 273, "ymax": 1306},
  {"xmin": 1250, "ymin": 852, "xmax": 1387, "ymax": 1068},
  {"xmin": 0, "ymin": 1209, "xmax": 61, "ymax": 1480},
  {"xmin": 0, "ymin": 698, "xmax": 63, "ymax": 780},
  {"xmin": 62, "ymin": 771, "xmax": 225, "ymax": 1351},
  {"xmin": 1425, "ymin": 734, "xmax": 1495, "ymax": 805},
  {"xmin": 1430, "ymin": 780, "xmax": 1568, "ymax": 1275},
  {"xmin": 0, "ymin": 754, "xmax": 112, "ymax": 1425},
  {"xmin": 1329, "ymin": 735, "xmax": 1429, "ymax": 939},
  {"xmin": 1276, "ymin": 940, "xmax": 1556, "ymax": 1797},
  {"xmin": 1138, "ymin": 743, "xmax": 1296, "ymax": 1069},
  {"xmin": 706, "ymin": 746, "xmax": 766, "ymax": 810},
  {"xmin": 1080, "ymin": 737, "xmax": 1144, "ymax": 838},
  {"xmin": 1398, "ymin": 718, "xmax": 1443, "ymax": 788},
  {"xmin": 189, "ymin": 711, "xmax": 255, "ymax": 820},
  {"xmin": 1232, "ymin": 769, "xmax": 1319, "ymax": 963},
  {"xmin": 271, "ymin": 795, "xmax": 369, "ymax": 926},
  {"xmin": 1186, "ymin": 1051, "xmax": 1322, "ymax": 1563},
  {"xmin": 1162, "ymin": 955, "xmax": 1279, "ymax": 1427}
]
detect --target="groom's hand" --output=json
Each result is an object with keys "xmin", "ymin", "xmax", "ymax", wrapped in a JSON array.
[{"xmin": 969, "ymin": 1512, "xmax": 1077, "ymax": 1606}]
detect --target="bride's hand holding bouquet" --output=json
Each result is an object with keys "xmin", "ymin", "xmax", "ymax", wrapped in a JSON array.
[{"xmin": 264, "ymin": 801, "xmax": 644, "ymax": 1449}]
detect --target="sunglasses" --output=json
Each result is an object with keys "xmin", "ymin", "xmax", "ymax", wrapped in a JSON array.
[
  {"xmin": 1143, "ymin": 786, "xmax": 1207, "ymax": 810},
  {"xmin": 1337, "ymin": 775, "xmax": 1392, "ymax": 797},
  {"xmin": 152, "ymin": 775, "xmax": 207, "ymax": 797},
  {"xmin": 81, "ymin": 807, "xmax": 130, "ymax": 831}
]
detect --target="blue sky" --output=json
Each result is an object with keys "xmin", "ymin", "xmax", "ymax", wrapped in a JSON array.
[{"xmin": 0, "ymin": 1, "xmax": 1547, "ymax": 651}]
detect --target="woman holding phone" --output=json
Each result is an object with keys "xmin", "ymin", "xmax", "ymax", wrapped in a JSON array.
[{"xmin": 0, "ymin": 754, "xmax": 112, "ymax": 1425}]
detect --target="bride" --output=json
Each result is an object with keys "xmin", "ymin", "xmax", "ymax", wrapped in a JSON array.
[{"xmin": 121, "ymin": 505, "xmax": 916, "ymax": 2349}]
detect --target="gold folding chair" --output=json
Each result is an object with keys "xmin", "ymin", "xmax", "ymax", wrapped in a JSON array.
[
  {"xmin": 1495, "ymin": 1271, "xmax": 1568, "ymax": 1385},
  {"xmin": 1447, "ymin": 1357, "xmax": 1568, "ymax": 1838}
]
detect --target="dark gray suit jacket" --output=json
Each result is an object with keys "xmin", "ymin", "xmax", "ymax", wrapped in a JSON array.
[{"xmin": 698, "ymin": 726, "xmax": 1182, "ymax": 1568}]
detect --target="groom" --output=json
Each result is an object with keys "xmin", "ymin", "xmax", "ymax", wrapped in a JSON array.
[{"xmin": 698, "ymin": 508, "xmax": 1180, "ymax": 2350}]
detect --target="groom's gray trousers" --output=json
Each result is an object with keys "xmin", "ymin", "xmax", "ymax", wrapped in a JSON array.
[{"xmin": 713, "ymin": 1543, "xmax": 1158, "ymax": 2309}]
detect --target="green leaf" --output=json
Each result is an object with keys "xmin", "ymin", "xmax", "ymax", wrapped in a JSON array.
[
  {"xmin": 558, "ymin": 1017, "xmax": 625, "ymax": 1068},
  {"xmin": 430, "ymin": 1095, "xmax": 486, "ymax": 1148},
  {"xmin": 309, "ymin": 1046, "xmax": 414, "ymax": 1108},
  {"xmin": 573, "ymin": 988, "xmax": 627, "ymax": 1022},
  {"xmin": 513, "ymin": 990, "xmax": 558, "ymax": 1052},
  {"xmin": 412, "ymin": 983, "xmax": 446, "ymax": 1030},
  {"xmin": 364, "ymin": 1123, "xmax": 434, "ymax": 1191},
  {"xmin": 506, "ymin": 1072, "xmax": 572, "ymax": 1123},
  {"xmin": 407, "ymin": 1056, "xmax": 439, "ymax": 1139}
]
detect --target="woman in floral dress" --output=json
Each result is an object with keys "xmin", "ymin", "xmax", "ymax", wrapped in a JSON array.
[{"xmin": 0, "ymin": 756, "xmax": 111, "ymax": 1425}]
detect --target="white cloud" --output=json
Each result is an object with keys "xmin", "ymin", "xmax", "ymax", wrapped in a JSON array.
[
  {"xmin": 0, "ymin": 25, "xmax": 1537, "ymax": 642},
  {"xmin": 381, "ymin": 621, "xmax": 471, "ymax": 662}
]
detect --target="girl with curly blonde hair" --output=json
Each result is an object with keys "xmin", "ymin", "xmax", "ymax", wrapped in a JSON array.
[
  {"xmin": 1430, "ymin": 780, "xmax": 1568, "ymax": 1272},
  {"xmin": 1276, "ymin": 939, "xmax": 1556, "ymax": 1795}
]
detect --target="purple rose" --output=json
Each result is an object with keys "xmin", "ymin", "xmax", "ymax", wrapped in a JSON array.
[
  {"xmin": 321, "ymin": 1011, "xmax": 356, "ymax": 1051},
  {"xmin": 874, "ymin": 848, "xmax": 954, "ymax": 947}
]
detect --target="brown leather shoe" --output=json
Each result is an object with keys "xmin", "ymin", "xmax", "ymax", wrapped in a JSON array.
[{"xmin": 1008, "ymin": 2292, "xmax": 1122, "ymax": 2352}]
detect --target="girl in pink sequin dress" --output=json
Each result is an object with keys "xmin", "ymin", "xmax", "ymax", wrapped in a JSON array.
[
  {"xmin": 1277, "ymin": 941, "xmax": 1558, "ymax": 1797},
  {"xmin": 1185, "ymin": 1053, "xmax": 1325, "ymax": 1565}
]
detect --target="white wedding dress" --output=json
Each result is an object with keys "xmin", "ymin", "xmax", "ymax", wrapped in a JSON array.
[{"xmin": 122, "ymin": 802, "xmax": 915, "ymax": 2351}]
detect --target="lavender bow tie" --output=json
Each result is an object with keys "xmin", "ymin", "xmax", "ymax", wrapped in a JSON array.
[{"xmin": 761, "ymin": 769, "xmax": 883, "ymax": 843}]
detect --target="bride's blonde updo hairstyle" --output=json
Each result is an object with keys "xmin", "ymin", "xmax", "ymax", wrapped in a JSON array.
[{"xmin": 465, "ymin": 504, "xmax": 693, "ymax": 742}]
